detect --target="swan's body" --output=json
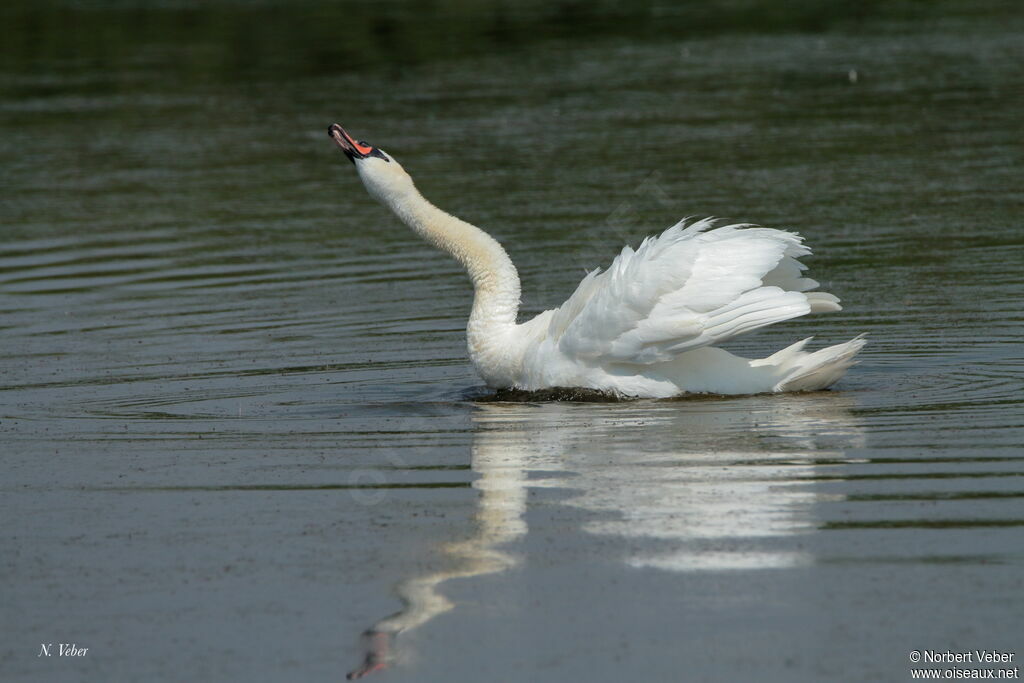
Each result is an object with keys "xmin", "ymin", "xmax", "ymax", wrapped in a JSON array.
[{"xmin": 329, "ymin": 124, "xmax": 865, "ymax": 398}]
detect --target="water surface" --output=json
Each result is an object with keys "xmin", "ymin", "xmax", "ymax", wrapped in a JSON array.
[{"xmin": 2, "ymin": 2, "xmax": 1022, "ymax": 681}]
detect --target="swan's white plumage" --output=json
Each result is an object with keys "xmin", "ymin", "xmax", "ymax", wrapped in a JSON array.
[
  {"xmin": 512, "ymin": 218, "xmax": 865, "ymax": 396},
  {"xmin": 549, "ymin": 219, "xmax": 817, "ymax": 364},
  {"xmin": 334, "ymin": 129, "xmax": 866, "ymax": 397}
]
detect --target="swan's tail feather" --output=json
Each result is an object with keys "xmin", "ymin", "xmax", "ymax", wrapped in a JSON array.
[
  {"xmin": 763, "ymin": 334, "xmax": 867, "ymax": 392},
  {"xmin": 805, "ymin": 292, "xmax": 842, "ymax": 313}
]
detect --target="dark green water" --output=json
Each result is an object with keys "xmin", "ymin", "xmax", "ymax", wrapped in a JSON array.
[{"xmin": 2, "ymin": 2, "xmax": 1023, "ymax": 681}]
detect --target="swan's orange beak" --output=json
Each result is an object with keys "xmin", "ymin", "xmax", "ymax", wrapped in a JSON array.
[{"xmin": 329, "ymin": 124, "xmax": 374, "ymax": 163}]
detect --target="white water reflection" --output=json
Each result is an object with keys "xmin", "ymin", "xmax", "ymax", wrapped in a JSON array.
[
  {"xmin": 474, "ymin": 395, "xmax": 864, "ymax": 572},
  {"xmin": 352, "ymin": 393, "xmax": 863, "ymax": 676},
  {"xmin": 348, "ymin": 428, "xmax": 529, "ymax": 679}
]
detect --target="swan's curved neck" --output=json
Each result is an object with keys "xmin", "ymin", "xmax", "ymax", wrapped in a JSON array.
[{"xmin": 378, "ymin": 181, "xmax": 522, "ymax": 382}]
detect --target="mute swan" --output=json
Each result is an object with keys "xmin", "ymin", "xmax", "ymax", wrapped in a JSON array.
[{"xmin": 329, "ymin": 124, "xmax": 865, "ymax": 398}]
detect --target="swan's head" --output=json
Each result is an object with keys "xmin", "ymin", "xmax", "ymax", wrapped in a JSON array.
[{"xmin": 328, "ymin": 123, "xmax": 414, "ymax": 204}]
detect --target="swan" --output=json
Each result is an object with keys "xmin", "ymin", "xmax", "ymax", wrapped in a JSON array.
[{"xmin": 328, "ymin": 123, "xmax": 865, "ymax": 398}]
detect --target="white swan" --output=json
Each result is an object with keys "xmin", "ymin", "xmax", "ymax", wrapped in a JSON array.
[{"xmin": 329, "ymin": 124, "xmax": 865, "ymax": 398}]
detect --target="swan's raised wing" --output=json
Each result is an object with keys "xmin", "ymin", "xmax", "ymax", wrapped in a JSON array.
[{"xmin": 545, "ymin": 218, "xmax": 840, "ymax": 365}]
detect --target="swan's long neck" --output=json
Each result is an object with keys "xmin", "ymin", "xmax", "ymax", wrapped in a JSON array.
[{"xmin": 376, "ymin": 179, "xmax": 522, "ymax": 384}]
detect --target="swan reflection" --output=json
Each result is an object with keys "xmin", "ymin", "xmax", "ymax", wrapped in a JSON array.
[
  {"xmin": 350, "ymin": 393, "xmax": 863, "ymax": 677},
  {"xmin": 347, "ymin": 428, "xmax": 529, "ymax": 679}
]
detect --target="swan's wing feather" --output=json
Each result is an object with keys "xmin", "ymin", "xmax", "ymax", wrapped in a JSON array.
[
  {"xmin": 546, "ymin": 267, "xmax": 605, "ymax": 341},
  {"xmin": 549, "ymin": 219, "xmax": 836, "ymax": 364}
]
